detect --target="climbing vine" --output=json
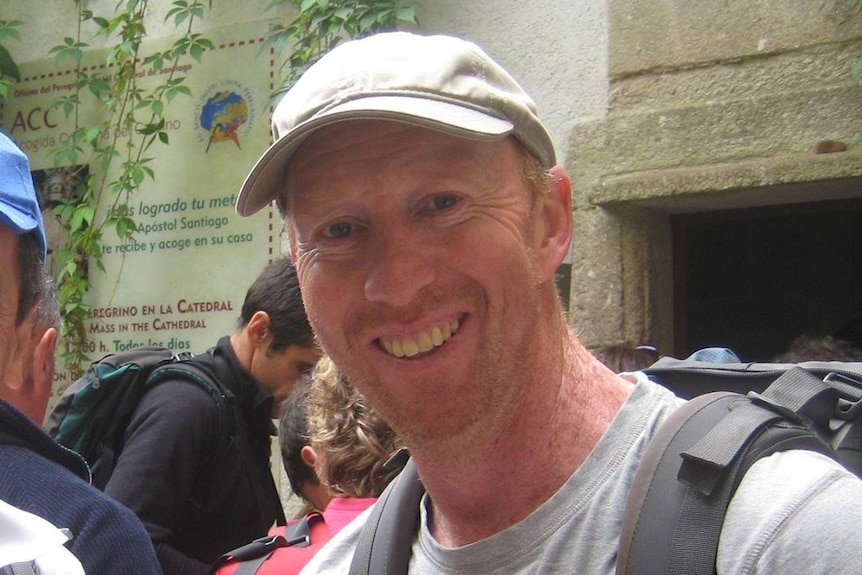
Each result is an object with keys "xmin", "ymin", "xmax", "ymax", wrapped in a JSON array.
[
  {"xmin": 262, "ymin": 0, "xmax": 422, "ymax": 91},
  {"xmin": 48, "ymin": 0, "xmax": 213, "ymax": 376},
  {"xmin": 1, "ymin": 0, "xmax": 421, "ymax": 377},
  {"xmin": 0, "ymin": 12, "xmax": 22, "ymax": 100}
]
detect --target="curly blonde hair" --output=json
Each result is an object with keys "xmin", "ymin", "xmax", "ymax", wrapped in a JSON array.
[{"xmin": 306, "ymin": 357, "xmax": 404, "ymax": 498}]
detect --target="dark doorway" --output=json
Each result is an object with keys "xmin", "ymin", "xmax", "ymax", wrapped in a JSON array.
[{"xmin": 672, "ymin": 198, "xmax": 862, "ymax": 361}]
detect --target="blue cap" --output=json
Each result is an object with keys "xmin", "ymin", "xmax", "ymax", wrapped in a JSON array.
[
  {"xmin": 0, "ymin": 132, "xmax": 47, "ymax": 261},
  {"xmin": 685, "ymin": 347, "xmax": 741, "ymax": 363}
]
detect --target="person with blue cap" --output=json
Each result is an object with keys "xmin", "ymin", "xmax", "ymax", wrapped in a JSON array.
[{"xmin": 0, "ymin": 130, "xmax": 163, "ymax": 574}]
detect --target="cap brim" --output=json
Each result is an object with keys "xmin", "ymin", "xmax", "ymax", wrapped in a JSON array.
[
  {"xmin": 0, "ymin": 198, "xmax": 47, "ymax": 261},
  {"xmin": 236, "ymin": 96, "xmax": 514, "ymax": 217},
  {"xmin": 0, "ymin": 199, "xmax": 39, "ymax": 232}
]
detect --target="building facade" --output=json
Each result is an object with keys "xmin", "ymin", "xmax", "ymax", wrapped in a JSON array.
[{"xmin": 5, "ymin": 0, "xmax": 862, "ymax": 362}]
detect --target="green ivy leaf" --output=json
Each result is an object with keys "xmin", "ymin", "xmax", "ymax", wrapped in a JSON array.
[
  {"xmin": 165, "ymin": 84, "xmax": 192, "ymax": 101},
  {"xmin": 49, "ymin": 37, "xmax": 89, "ymax": 65},
  {"xmin": 0, "ymin": 45, "xmax": 20, "ymax": 82},
  {"xmin": 0, "ymin": 19, "xmax": 23, "ymax": 43}
]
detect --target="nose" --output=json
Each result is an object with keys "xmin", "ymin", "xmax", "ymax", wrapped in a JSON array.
[{"xmin": 363, "ymin": 224, "xmax": 436, "ymax": 307}]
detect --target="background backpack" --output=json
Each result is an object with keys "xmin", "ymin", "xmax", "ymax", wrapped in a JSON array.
[
  {"xmin": 45, "ymin": 345, "xmax": 233, "ymax": 489},
  {"xmin": 346, "ymin": 359, "xmax": 862, "ymax": 575}
]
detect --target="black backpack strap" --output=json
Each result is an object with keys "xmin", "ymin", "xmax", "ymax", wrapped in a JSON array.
[
  {"xmin": 210, "ymin": 534, "xmax": 289, "ymax": 574},
  {"xmin": 618, "ymin": 368, "xmax": 838, "ymax": 575},
  {"xmin": 349, "ymin": 457, "xmax": 424, "ymax": 575},
  {"xmin": 208, "ymin": 513, "xmax": 323, "ymax": 575}
]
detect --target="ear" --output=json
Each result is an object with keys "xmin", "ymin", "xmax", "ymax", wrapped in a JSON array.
[
  {"xmin": 31, "ymin": 327, "xmax": 58, "ymax": 414},
  {"xmin": 3, "ymin": 320, "xmax": 55, "ymax": 424},
  {"xmin": 246, "ymin": 310, "xmax": 273, "ymax": 349},
  {"xmin": 534, "ymin": 165, "xmax": 573, "ymax": 282},
  {"xmin": 300, "ymin": 444, "xmax": 318, "ymax": 470}
]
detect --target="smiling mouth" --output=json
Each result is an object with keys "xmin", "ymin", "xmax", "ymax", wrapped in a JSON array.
[{"xmin": 379, "ymin": 319, "xmax": 461, "ymax": 358}]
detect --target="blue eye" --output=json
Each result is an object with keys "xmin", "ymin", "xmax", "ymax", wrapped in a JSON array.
[
  {"xmin": 326, "ymin": 222, "xmax": 353, "ymax": 238},
  {"xmin": 433, "ymin": 195, "xmax": 458, "ymax": 210}
]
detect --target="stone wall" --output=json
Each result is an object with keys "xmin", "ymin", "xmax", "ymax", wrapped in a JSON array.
[{"xmin": 569, "ymin": 0, "xmax": 862, "ymax": 352}]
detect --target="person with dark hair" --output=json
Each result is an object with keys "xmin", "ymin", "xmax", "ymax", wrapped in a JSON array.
[
  {"xmin": 279, "ymin": 376, "xmax": 332, "ymax": 514},
  {"xmin": 592, "ymin": 343, "xmax": 660, "ymax": 373},
  {"xmin": 214, "ymin": 356, "xmax": 403, "ymax": 575},
  {"xmin": 0, "ymin": 131, "xmax": 161, "ymax": 574},
  {"xmin": 104, "ymin": 256, "xmax": 321, "ymax": 575},
  {"xmin": 237, "ymin": 32, "xmax": 862, "ymax": 574},
  {"xmin": 774, "ymin": 334, "xmax": 862, "ymax": 362},
  {"xmin": 239, "ymin": 257, "xmax": 317, "ymax": 359}
]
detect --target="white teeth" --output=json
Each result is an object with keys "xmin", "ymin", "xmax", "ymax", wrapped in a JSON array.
[
  {"xmin": 417, "ymin": 331, "xmax": 433, "ymax": 353},
  {"xmin": 430, "ymin": 327, "xmax": 443, "ymax": 347},
  {"xmin": 402, "ymin": 338, "xmax": 419, "ymax": 358},
  {"xmin": 381, "ymin": 319, "xmax": 460, "ymax": 358}
]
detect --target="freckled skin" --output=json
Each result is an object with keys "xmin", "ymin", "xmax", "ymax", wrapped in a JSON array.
[
  {"xmin": 280, "ymin": 119, "xmax": 632, "ymax": 547},
  {"xmin": 285, "ymin": 121, "xmax": 552, "ymax": 454}
]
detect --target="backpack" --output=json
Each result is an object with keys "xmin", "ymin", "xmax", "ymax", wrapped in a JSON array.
[
  {"xmin": 209, "ymin": 512, "xmax": 334, "ymax": 575},
  {"xmin": 45, "ymin": 345, "xmax": 235, "ymax": 489},
  {"xmin": 345, "ymin": 359, "xmax": 862, "ymax": 575}
]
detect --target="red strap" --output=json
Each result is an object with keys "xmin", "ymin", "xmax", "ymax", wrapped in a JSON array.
[{"xmin": 213, "ymin": 514, "xmax": 334, "ymax": 575}]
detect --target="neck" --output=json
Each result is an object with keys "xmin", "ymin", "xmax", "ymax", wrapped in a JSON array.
[
  {"xmin": 411, "ymin": 323, "xmax": 632, "ymax": 547},
  {"xmin": 229, "ymin": 331, "xmax": 252, "ymax": 370}
]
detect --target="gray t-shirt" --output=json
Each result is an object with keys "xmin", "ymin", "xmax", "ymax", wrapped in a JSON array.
[{"xmin": 301, "ymin": 378, "xmax": 862, "ymax": 574}]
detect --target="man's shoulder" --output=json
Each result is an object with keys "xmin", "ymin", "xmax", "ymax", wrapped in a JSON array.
[
  {"xmin": 122, "ymin": 370, "xmax": 226, "ymax": 453},
  {"xmin": 0, "ymin": 401, "xmax": 90, "ymax": 480},
  {"xmin": 0, "ymin": 498, "xmax": 86, "ymax": 575},
  {"xmin": 731, "ymin": 449, "xmax": 861, "ymax": 517},
  {"xmin": 719, "ymin": 449, "xmax": 862, "ymax": 573},
  {"xmin": 0, "ymin": 441, "xmax": 87, "ymax": 497},
  {"xmin": 0, "ymin": 436, "xmax": 152, "ymax": 537},
  {"xmin": 138, "ymin": 374, "xmax": 225, "ymax": 417},
  {"xmin": 144, "ymin": 345, "xmax": 232, "ymax": 402},
  {"xmin": 175, "ymin": 338, "xmax": 245, "ymax": 391}
]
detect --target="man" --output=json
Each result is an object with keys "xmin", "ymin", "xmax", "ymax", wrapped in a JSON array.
[
  {"xmin": 105, "ymin": 256, "xmax": 321, "ymax": 574},
  {"xmin": 236, "ymin": 32, "xmax": 862, "ymax": 573},
  {"xmin": 0, "ymin": 130, "xmax": 162, "ymax": 574}
]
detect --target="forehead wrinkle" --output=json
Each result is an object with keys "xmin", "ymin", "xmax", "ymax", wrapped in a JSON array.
[{"xmin": 286, "ymin": 124, "xmax": 511, "ymax": 215}]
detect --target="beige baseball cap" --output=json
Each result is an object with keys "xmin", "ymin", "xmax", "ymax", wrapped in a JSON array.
[{"xmin": 236, "ymin": 31, "xmax": 555, "ymax": 217}]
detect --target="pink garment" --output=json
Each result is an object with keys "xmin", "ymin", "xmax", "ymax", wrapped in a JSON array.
[{"xmin": 320, "ymin": 497, "xmax": 377, "ymax": 533}]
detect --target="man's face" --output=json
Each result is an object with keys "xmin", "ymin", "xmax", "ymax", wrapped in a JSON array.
[
  {"xmin": 284, "ymin": 121, "xmax": 563, "ymax": 449},
  {"xmin": 251, "ymin": 343, "xmax": 321, "ymax": 418}
]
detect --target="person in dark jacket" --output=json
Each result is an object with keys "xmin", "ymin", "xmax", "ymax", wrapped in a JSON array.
[
  {"xmin": 0, "ymin": 131, "xmax": 162, "ymax": 574},
  {"xmin": 104, "ymin": 257, "xmax": 321, "ymax": 575}
]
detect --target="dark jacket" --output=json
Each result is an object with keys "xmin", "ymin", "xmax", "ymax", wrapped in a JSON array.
[
  {"xmin": 0, "ymin": 399, "xmax": 162, "ymax": 574},
  {"xmin": 104, "ymin": 336, "xmax": 284, "ymax": 575}
]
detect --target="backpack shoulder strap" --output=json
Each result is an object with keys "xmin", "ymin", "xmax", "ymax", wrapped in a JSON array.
[
  {"xmin": 349, "ymin": 457, "xmax": 424, "ymax": 575},
  {"xmin": 617, "ymin": 367, "xmax": 838, "ymax": 575},
  {"xmin": 146, "ymin": 351, "xmax": 230, "ymax": 401},
  {"xmin": 209, "ymin": 512, "xmax": 331, "ymax": 575}
]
